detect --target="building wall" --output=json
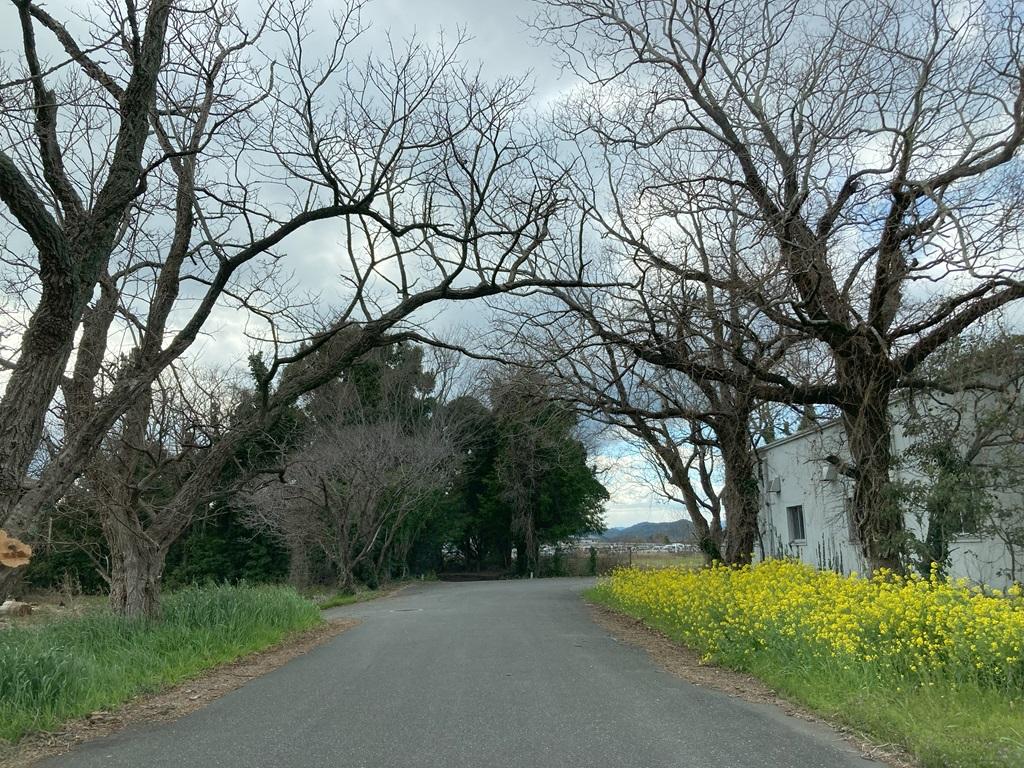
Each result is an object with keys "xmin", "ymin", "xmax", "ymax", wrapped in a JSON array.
[
  {"xmin": 756, "ymin": 421, "xmax": 867, "ymax": 575},
  {"xmin": 755, "ymin": 392, "xmax": 1021, "ymax": 588},
  {"xmin": 948, "ymin": 536, "xmax": 1018, "ymax": 587}
]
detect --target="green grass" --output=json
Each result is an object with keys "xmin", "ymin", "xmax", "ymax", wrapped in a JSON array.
[
  {"xmin": 313, "ymin": 576, "xmax": 435, "ymax": 609},
  {"xmin": 536, "ymin": 549, "xmax": 703, "ymax": 576},
  {"xmin": 757, "ymin": 661, "xmax": 1023, "ymax": 768},
  {"xmin": 317, "ymin": 591, "xmax": 361, "ymax": 609},
  {"xmin": 0, "ymin": 583, "xmax": 321, "ymax": 743},
  {"xmin": 587, "ymin": 584, "xmax": 1024, "ymax": 768},
  {"xmin": 8, "ymin": 594, "xmax": 108, "ymax": 628},
  {"xmin": 629, "ymin": 552, "xmax": 704, "ymax": 570}
]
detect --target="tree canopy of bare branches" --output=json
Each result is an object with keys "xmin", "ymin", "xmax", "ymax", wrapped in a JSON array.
[
  {"xmin": 242, "ymin": 345, "xmax": 456, "ymax": 592},
  {"xmin": 0, "ymin": 0, "xmax": 590, "ymax": 612},
  {"xmin": 537, "ymin": 0, "xmax": 1024, "ymax": 570}
]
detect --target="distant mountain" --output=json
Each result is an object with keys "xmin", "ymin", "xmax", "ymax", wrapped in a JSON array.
[{"xmin": 600, "ymin": 519, "xmax": 695, "ymax": 543}]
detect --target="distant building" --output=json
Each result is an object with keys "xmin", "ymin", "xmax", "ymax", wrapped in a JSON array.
[{"xmin": 755, "ymin": 384, "xmax": 1023, "ymax": 589}]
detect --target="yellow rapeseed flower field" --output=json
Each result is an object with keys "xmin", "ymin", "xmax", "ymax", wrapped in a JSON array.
[{"xmin": 596, "ymin": 559, "xmax": 1024, "ymax": 691}]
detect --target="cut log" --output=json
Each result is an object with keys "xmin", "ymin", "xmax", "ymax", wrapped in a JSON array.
[
  {"xmin": 0, "ymin": 599, "xmax": 32, "ymax": 617},
  {"xmin": 0, "ymin": 529, "xmax": 31, "ymax": 568}
]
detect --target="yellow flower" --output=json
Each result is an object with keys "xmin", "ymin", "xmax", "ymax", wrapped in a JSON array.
[{"xmin": 596, "ymin": 559, "xmax": 1024, "ymax": 692}]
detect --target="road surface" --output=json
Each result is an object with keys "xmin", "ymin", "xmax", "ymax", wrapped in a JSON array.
[{"xmin": 43, "ymin": 578, "xmax": 879, "ymax": 768}]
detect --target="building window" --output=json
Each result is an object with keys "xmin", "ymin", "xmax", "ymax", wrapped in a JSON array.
[{"xmin": 786, "ymin": 505, "xmax": 806, "ymax": 542}]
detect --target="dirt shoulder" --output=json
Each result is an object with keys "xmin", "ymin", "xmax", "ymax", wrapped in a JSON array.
[
  {"xmin": 587, "ymin": 602, "xmax": 916, "ymax": 768},
  {"xmin": 0, "ymin": 617, "xmax": 358, "ymax": 768}
]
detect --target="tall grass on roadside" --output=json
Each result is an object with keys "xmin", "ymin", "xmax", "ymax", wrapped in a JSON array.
[
  {"xmin": 589, "ymin": 560, "xmax": 1024, "ymax": 768},
  {"xmin": 0, "ymin": 584, "xmax": 321, "ymax": 742}
]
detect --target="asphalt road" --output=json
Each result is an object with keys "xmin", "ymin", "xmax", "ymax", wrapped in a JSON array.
[{"xmin": 43, "ymin": 579, "xmax": 880, "ymax": 768}]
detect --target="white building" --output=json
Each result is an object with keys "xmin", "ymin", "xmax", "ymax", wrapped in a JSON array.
[{"xmin": 755, "ymin": 385, "xmax": 1023, "ymax": 589}]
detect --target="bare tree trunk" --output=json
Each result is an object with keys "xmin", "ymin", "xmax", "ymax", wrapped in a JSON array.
[
  {"xmin": 0, "ymin": 322, "xmax": 77, "ymax": 523},
  {"xmin": 650, "ymin": 434, "xmax": 721, "ymax": 564},
  {"xmin": 338, "ymin": 564, "xmax": 356, "ymax": 594},
  {"xmin": 512, "ymin": 505, "xmax": 538, "ymax": 576},
  {"xmin": 685, "ymin": 498, "xmax": 719, "ymax": 565},
  {"xmin": 63, "ymin": 279, "xmax": 118, "ymax": 437},
  {"xmin": 0, "ymin": 564, "xmax": 24, "ymax": 598},
  {"xmin": 106, "ymin": 523, "xmax": 167, "ymax": 619},
  {"xmin": 839, "ymin": 359, "xmax": 904, "ymax": 572},
  {"xmin": 718, "ymin": 416, "xmax": 760, "ymax": 565},
  {"xmin": 288, "ymin": 541, "xmax": 310, "ymax": 589},
  {"xmin": 0, "ymin": 0, "xmax": 172, "ymax": 528},
  {"xmin": 514, "ymin": 535, "xmax": 528, "ymax": 576}
]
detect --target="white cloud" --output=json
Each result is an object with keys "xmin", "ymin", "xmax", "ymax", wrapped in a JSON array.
[{"xmin": 591, "ymin": 445, "xmax": 687, "ymax": 528}]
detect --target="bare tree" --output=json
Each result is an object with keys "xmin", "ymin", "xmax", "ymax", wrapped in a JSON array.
[
  {"xmin": 0, "ymin": 0, "xmax": 175, "ymax": 523},
  {"xmin": 493, "ymin": 190, "xmax": 787, "ymax": 563},
  {"xmin": 241, "ymin": 354, "xmax": 458, "ymax": 592},
  {"xmin": 74, "ymin": 366, "xmax": 240, "ymax": 615},
  {"xmin": 554, "ymin": 338, "xmax": 729, "ymax": 562},
  {"xmin": 540, "ymin": 253, "xmax": 781, "ymax": 563},
  {"xmin": 0, "ymin": 0, "xmax": 587, "ymax": 610},
  {"xmin": 495, "ymin": 296, "xmax": 725, "ymax": 558},
  {"xmin": 538, "ymin": 0, "xmax": 1024, "ymax": 570}
]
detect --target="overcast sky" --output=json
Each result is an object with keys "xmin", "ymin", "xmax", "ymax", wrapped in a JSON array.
[
  {"xmin": 362, "ymin": 1, "xmax": 684, "ymax": 528},
  {"xmin": 357, "ymin": 1, "xmax": 686, "ymax": 527},
  {"xmin": 3, "ymin": 1, "xmax": 1022, "ymax": 532},
  {"xmin": 0, "ymin": 0, "xmax": 684, "ymax": 530}
]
